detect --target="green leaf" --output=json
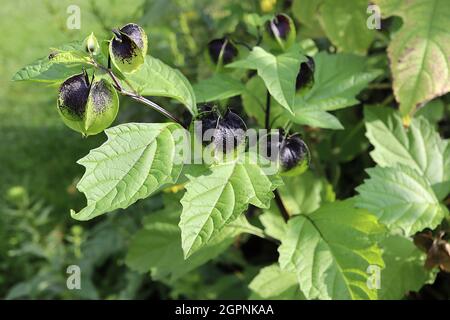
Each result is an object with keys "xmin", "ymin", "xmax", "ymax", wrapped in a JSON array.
[
  {"xmin": 292, "ymin": 52, "xmax": 381, "ymax": 129},
  {"xmin": 249, "ymin": 264, "xmax": 304, "ymax": 299},
  {"xmin": 259, "ymin": 209, "xmax": 287, "ymax": 241},
  {"xmin": 179, "ymin": 155, "xmax": 282, "ymax": 258},
  {"xmin": 228, "ymin": 45, "xmax": 307, "ymax": 113},
  {"xmin": 125, "ymin": 55, "xmax": 197, "ymax": 115},
  {"xmin": 374, "ymin": 0, "xmax": 450, "ymax": 115},
  {"xmin": 241, "ymin": 76, "xmax": 288, "ymax": 128},
  {"xmin": 243, "ymin": 13, "xmax": 271, "ymax": 38},
  {"xmin": 292, "ymin": 0, "xmax": 375, "ymax": 53},
  {"xmin": 71, "ymin": 123, "xmax": 185, "ymax": 221},
  {"xmin": 126, "ymin": 204, "xmax": 243, "ymax": 282},
  {"xmin": 328, "ymin": 109, "xmax": 369, "ymax": 163},
  {"xmin": 193, "ymin": 73, "xmax": 245, "ymax": 103},
  {"xmin": 12, "ymin": 41, "xmax": 90, "ymax": 83},
  {"xmin": 364, "ymin": 106, "xmax": 450, "ymax": 199},
  {"xmin": 379, "ymin": 235, "xmax": 434, "ymax": 300},
  {"xmin": 278, "ymin": 199, "xmax": 385, "ymax": 300},
  {"xmin": 291, "ymin": 107, "xmax": 343, "ymax": 130},
  {"xmin": 13, "ymin": 59, "xmax": 84, "ymax": 83},
  {"xmin": 301, "ymin": 52, "xmax": 380, "ymax": 110},
  {"xmin": 356, "ymin": 165, "xmax": 447, "ymax": 236},
  {"xmin": 278, "ymin": 171, "xmax": 334, "ymax": 215},
  {"xmin": 319, "ymin": 0, "xmax": 376, "ymax": 54},
  {"xmin": 292, "ymin": 0, "xmax": 323, "ymax": 34}
]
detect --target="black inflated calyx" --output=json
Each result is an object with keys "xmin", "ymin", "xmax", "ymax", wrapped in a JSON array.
[
  {"xmin": 266, "ymin": 14, "xmax": 291, "ymax": 39},
  {"xmin": 208, "ymin": 38, "xmax": 238, "ymax": 64},
  {"xmin": 111, "ymin": 32, "xmax": 138, "ymax": 63},
  {"xmin": 296, "ymin": 56, "xmax": 315, "ymax": 90},
  {"xmin": 280, "ymin": 135, "xmax": 308, "ymax": 170},
  {"xmin": 215, "ymin": 109, "xmax": 247, "ymax": 153},
  {"xmin": 58, "ymin": 72, "xmax": 90, "ymax": 117}
]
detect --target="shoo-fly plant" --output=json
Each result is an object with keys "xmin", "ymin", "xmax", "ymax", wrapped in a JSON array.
[
  {"xmin": 195, "ymin": 105, "xmax": 247, "ymax": 154},
  {"xmin": 109, "ymin": 23, "xmax": 148, "ymax": 73},
  {"xmin": 207, "ymin": 37, "xmax": 239, "ymax": 66},
  {"xmin": 57, "ymin": 70, "xmax": 119, "ymax": 136},
  {"xmin": 296, "ymin": 55, "xmax": 315, "ymax": 93},
  {"xmin": 13, "ymin": 4, "xmax": 450, "ymax": 301},
  {"xmin": 263, "ymin": 13, "xmax": 296, "ymax": 51}
]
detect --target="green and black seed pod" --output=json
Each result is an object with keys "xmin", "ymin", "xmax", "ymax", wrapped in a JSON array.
[
  {"xmin": 215, "ymin": 109, "xmax": 247, "ymax": 153},
  {"xmin": 296, "ymin": 56, "xmax": 315, "ymax": 92},
  {"xmin": 279, "ymin": 133, "xmax": 309, "ymax": 176},
  {"xmin": 265, "ymin": 129, "xmax": 310, "ymax": 176},
  {"xmin": 264, "ymin": 13, "xmax": 296, "ymax": 51},
  {"xmin": 109, "ymin": 23, "xmax": 148, "ymax": 73},
  {"xmin": 197, "ymin": 105, "xmax": 219, "ymax": 140},
  {"xmin": 196, "ymin": 106, "xmax": 246, "ymax": 153},
  {"xmin": 208, "ymin": 38, "xmax": 238, "ymax": 65},
  {"xmin": 57, "ymin": 71, "xmax": 119, "ymax": 136}
]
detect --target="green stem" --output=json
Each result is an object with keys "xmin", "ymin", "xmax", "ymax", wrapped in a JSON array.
[
  {"xmin": 381, "ymin": 94, "xmax": 394, "ymax": 106},
  {"xmin": 274, "ymin": 190, "xmax": 290, "ymax": 222},
  {"xmin": 368, "ymin": 83, "xmax": 391, "ymax": 90},
  {"xmin": 265, "ymin": 89, "xmax": 290, "ymax": 222},
  {"xmin": 265, "ymin": 91, "xmax": 271, "ymax": 130},
  {"xmin": 230, "ymin": 223, "xmax": 280, "ymax": 244},
  {"xmin": 92, "ymin": 60, "xmax": 186, "ymax": 129},
  {"xmin": 232, "ymin": 40, "xmax": 252, "ymax": 51}
]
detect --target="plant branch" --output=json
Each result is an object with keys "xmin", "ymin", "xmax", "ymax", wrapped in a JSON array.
[
  {"xmin": 265, "ymin": 90, "xmax": 271, "ymax": 130},
  {"xmin": 274, "ymin": 190, "xmax": 290, "ymax": 222},
  {"xmin": 128, "ymin": 95, "xmax": 186, "ymax": 127},
  {"xmin": 91, "ymin": 60, "xmax": 187, "ymax": 129},
  {"xmin": 255, "ymin": 29, "xmax": 262, "ymax": 46},
  {"xmin": 230, "ymin": 221, "xmax": 280, "ymax": 244},
  {"xmin": 264, "ymin": 89, "xmax": 290, "ymax": 222},
  {"xmin": 368, "ymin": 83, "xmax": 392, "ymax": 90},
  {"xmin": 381, "ymin": 94, "xmax": 394, "ymax": 106},
  {"xmin": 232, "ymin": 40, "xmax": 252, "ymax": 51}
]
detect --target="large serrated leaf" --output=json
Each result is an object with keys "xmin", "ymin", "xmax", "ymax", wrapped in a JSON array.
[
  {"xmin": 319, "ymin": 0, "xmax": 376, "ymax": 55},
  {"xmin": 179, "ymin": 155, "xmax": 283, "ymax": 258},
  {"xmin": 125, "ymin": 55, "xmax": 197, "ymax": 115},
  {"xmin": 278, "ymin": 171, "xmax": 334, "ymax": 215},
  {"xmin": 356, "ymin": 165, "xmax": 447, "ymax": 236},
  {"xmin": 293, "ymin": 0, "xmax": 376, "ymax": 54},
  {"xmin": 379, "ymin": 235, "xmax": 435, "ymax": 300},
  {"xmin": 278, "ymin": 199, "xmax": 385, "ymax": 300},
  {"xmin": 71, "ymin": 123, "xmax": 185, "ymax": 221},
  {"xmin": 12, "ymin": 58, "xmax": 86, "ymax": 83},
  {"xmin": 227, "ymin": 45, "xmax": 306, "ymax": 113},
  {"xmin": 364, "ymin": 106, "xmax": 450, "ymax": 200},
  {"xmin": 292, "ymin": 52, "xmax": 381, "ymax": 129},
  {"xmin": 374, "ymin": 0, "xmax": 450, "ymax": 115},
  {"xmin": 259, "ymin": 209, "xmax": 288, "ymax": 241},
  {"xmin": 249, "ymin": 264, "xmax": 304, "ymax": 300},
  {"xmin": 291, "ymin": 106, "xmax": 344, "ymax": 130},
  {"xmin": 12, "ymin": 41, "xmax": 90, "ymax": 83}
]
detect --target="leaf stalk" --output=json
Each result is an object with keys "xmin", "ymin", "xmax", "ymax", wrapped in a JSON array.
[{"xmin": 92, "ymin": 59, "xmax": 187, "ymax": 129}]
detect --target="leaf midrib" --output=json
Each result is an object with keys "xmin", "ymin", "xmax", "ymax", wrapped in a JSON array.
[
  {"xmin": 301, "ymin": 214, "xmax": 354, "ymax": 299},
  {"xmin": 182, "ymin": 162, "xmax": 238, "ymax": 256}
]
